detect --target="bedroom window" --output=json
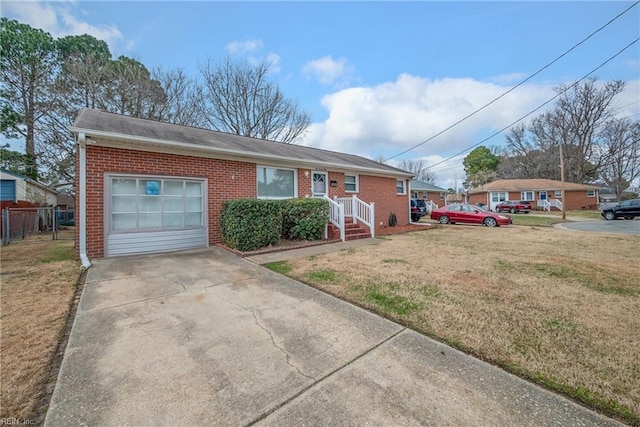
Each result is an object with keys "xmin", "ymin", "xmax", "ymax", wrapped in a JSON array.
[{"xmin": 345, "ymin": 175, "xmax": 358, "ymax": 192}]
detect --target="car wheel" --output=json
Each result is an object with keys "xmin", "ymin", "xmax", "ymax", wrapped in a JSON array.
[
  {"xmin": 438, "ymin": 215, "xmax": 450, "ymax": 224},
  {"xmin": 510, "ymin": 207, "xmax": 516, "ymax": 214},
  {"xmin": 484, "ymin": 217, "xmax": 497, "ymax": 227},
  {"xmin": 603, "ymin": 211, "xmax": 615, "ymax": 220},
  {"xmin": 411, "ymin": 214, "xmax": 418, "ymax": 222}
]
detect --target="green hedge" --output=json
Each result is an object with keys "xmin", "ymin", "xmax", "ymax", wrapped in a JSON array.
[
  {"xmin": 219, "ymin": 198, "xmax": 330, "ymax": 251},
  {"xmin": 282, "ymin": 198, "xmax": 329, "ymax": 241},
  {"xmin": 219, "ymin": 199, "xmax": 283, "ymax": 252}
]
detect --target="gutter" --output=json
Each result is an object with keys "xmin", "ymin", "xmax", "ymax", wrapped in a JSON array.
[{"xmin": 77, "ymin": 132, "xmax": 91, "ymax": 269}]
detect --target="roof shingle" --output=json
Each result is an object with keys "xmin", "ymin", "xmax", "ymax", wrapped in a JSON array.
[
  {"xmin": 469, "ymin": 179, "xmax": 599, "ymax": 194},
  {"xmin": 70, "ymin": 108, "xmax": 413, "ymax": 177}
]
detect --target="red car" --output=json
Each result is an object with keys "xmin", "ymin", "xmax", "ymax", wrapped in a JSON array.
[
  {"xmin": 430, "ymin": 204, "xmax": 512, "ymax": 227},
  {"xmin": 495, "ymin": 200, "xmax": 532, "ymax": 214}
]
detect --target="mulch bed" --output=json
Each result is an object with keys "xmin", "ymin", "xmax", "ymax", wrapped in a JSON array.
[{"xmin": 218, "ymin": 221, "xmax": 438, "ymax": 258}]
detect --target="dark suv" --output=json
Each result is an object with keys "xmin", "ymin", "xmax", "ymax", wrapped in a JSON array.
[
  {"xmin": 410, "ymin": 199, "xmax": 428, "ymax": 221},
  {"xmin": 495, "ymin": 200, "xmax": 532, "ymax": 214},
  {"xmin": 601, "ymin": 199, "xmax": 640, "ymax": 220}
]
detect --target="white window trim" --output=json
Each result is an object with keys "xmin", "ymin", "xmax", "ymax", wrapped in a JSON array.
[
  {"xmin": 344, "ymin": 174, "xmax": 359, "ymax": 193},
  {"xmin": 586, "ymin": 190, "xmax": 596, "ymax": 197},
  {"xmin": 521, "ymin": 191, "xmax": 535, "ymax": 201},
  {"xmin": 256, "ymin": 165, "xmax": 298, "ymax": 200},
  {"xmin": 396, "ymin": 180, "xmax": 406, "ymax": 195},
  {"xmin": 555, "ymin": 190, "xmax": 562, "ymax": 198}
]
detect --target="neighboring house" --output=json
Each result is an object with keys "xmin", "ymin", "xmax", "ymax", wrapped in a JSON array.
[
  {"xmin": 71, "ymin": 108, "xmax": 414, "ymax": 261},
  {"xmin": 56, "ymin": 193, "xmax": 75, "ymax": 210},
  {"xmin": 468, "ymin": 179, "xmax": 600, "ymax": 212},
  {"xmin": 0, "ymin": 168, "xmax": 58, "ymax": 209},
  {"xmin": 409, "ymin": 180, "xmax": 446, "ymax": 205}
]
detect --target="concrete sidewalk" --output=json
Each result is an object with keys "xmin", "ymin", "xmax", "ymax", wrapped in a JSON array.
[{"xmin": 45, "ymin": 247, "xmax": 620, "ymax": 426}]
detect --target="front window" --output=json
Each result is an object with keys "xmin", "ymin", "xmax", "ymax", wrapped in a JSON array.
[
  {"xmin": 257, "ymin": 166, "xmax": 296, "ymax": 199},
  {"xmin": 555, "ymin": 190, "xmax": 562, "ymax": 198},
  {"xmin": 587, "ymin": 190, "xmax": 595, "ymax": 197},
  {"xmin": 491, "ymin": 192, "xmax": 507, "ymax": 202},
  {"xmin": 396, "ymin": 180, "xmax": 406, "ymax": 195},
  {"xmin": 521, "ymin": 191, "xmax": 534, "ymax": 201},
  {"xmin": 345, "ymin": 174, "xmax": 358, "ymax": 192}
]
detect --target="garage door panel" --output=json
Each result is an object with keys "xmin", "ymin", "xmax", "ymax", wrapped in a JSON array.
[
  {"xmin": 107, "ymin": 229, "xmax": 207, "ymax": 256},
  {"xmin": 106, "ymin": 174, "xmax": 207, "ymax": 257}
]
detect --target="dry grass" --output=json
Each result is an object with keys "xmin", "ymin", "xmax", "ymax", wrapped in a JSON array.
[
  {"xmin": 276, "ymin": 225, "xmax": 640, "ymax": 424},
  {"xmin": 0, "ymin": 236, "xmax": 81, "ymax": 421}
]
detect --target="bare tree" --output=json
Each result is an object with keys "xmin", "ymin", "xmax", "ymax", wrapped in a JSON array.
[
  {"xmin": 372, "ymin": 155, "xmax": 387, "ymax": 164},
  {"xmin": 199, "ymin": 57, "xmax": 310, "ymax": 144},
  {"xmin": 599, "ymin": 118, "xmax": 640, "ymax": 201},
  {"xmin": 152, "ymin": 67, "xmax": 206, "ymax": 127},
  {"xmin": 399, "ymin": 158, "xmax": 437, "ymax": 183},
  {"xmin": 502, "ymin": 78, "xmax": 627, "ymax": 183}
]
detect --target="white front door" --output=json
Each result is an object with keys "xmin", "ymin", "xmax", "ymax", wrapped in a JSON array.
[
  {"xmin": 312, "ymin": 172, "xmax": 328, "ymax": 198},
  {"xmin": 490, "ymin": 192, "xmax": 507, "ymax": 212}
]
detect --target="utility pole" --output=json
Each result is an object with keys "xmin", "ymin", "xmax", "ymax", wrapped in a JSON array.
[{"xmin": 559, "ymin": 143, "xmax": 566, "ymax": 220}]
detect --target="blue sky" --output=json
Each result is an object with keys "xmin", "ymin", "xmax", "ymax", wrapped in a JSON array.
[{"xmin": 3, "ymin": 1, "xmax": 639, "ymax": 188}]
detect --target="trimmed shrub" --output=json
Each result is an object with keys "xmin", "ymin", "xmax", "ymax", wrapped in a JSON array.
[
  {"xmin": 219, "ymin": 199, "xmax": 283, "ymax": 251},
  {"xmin": 281, "ymin": 198, "xmax": 329, "ymax": 241}
]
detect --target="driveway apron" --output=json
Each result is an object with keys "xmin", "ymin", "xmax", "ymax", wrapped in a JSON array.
[{"xmin": 45, "ymin": 248, "xmax": 620, "ymax": 426}]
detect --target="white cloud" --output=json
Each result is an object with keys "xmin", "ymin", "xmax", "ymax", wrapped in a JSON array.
[
  {"xmin": 302, "ymin": 56, "xmax": 355, "ymax": 85},
  {"xmin": 301, "ymin": 73, "xmax": 558, "ymax": 186},
  {"xmin": 2, "ymin": 0, "xmax": 126, "ymax": 52},
  {"xmin": 225, "ymin": 39, "xmax": 264, "ymax": 55},
  {"xmin": 265, "ymin": 53, "xmax": 281, "ymax": 73},
  {"xmin": 487, "ymin": 72, "xmax": 529, "ymax": 85}
]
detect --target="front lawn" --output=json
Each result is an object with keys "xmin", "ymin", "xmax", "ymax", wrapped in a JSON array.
[
  {"xmin": 265, "ymin": 226, "xmax": 640, "ymax": 424},
  {"xmin": 0, "ymin": 238, "xmax": 81, "ymax": 423}
]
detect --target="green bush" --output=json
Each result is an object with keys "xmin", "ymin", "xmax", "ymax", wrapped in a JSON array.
[
  {"xmin": 281, "ymin": 198, "xmax": 329, "ymax": 241},
  {"xmin": 219, "ymin": 199, "xmax": 283, "ymax": 251}
]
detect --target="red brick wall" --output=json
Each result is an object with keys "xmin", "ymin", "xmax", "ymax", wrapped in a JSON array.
[
  {"xmin": 79, "ymin": 146, "xmax": 410, "ymax": 258},
  {"xmin": 81, "ymin": 145, "xmax": 256, "ymax": 258},
  {"xmin": 296, "ymin": 169, "xmax": 409, "ymax": 233},
  {"xmin": 468, "ymin": 190, "xmax": 598, "ymax": 210}
]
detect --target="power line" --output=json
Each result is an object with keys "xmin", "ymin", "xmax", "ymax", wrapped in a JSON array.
[
  {"xmin": 424, "ymin": 37, "xmax": 640, "ymax": 171},
  {"xmin": 385, "ymin": 1, "xmax": 639, "ymax": 161}
]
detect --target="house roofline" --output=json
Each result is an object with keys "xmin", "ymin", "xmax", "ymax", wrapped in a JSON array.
[
  {"xmin": 70, "ymin": 126, "xmax": 414, "ymax": 179},
  {"xmin": 0, "ymin": 168, "xmax": 57, "ymax": 194}
]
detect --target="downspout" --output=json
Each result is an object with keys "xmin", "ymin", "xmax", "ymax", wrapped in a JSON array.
[{"xmin": 77, "ymin": 132, "xmax": 91, "ymax": 269}]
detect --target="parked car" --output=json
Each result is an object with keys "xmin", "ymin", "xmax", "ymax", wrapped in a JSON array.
[
  {"xmin": 495, "ymin": 200, "xmax": 532, "ymax": 214},
  {"xmin": 430, "ymin": 204, "xmax": 512, "ymax": 227},
  {"xmin": 601, "ymin": 199, "xmax": 640, "ymax": 220},
  {"xmin": 410, "ymin": 199, "xmax": 428, "ymax": 221}
]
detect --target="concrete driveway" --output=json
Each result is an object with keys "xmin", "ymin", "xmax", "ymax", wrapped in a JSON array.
[
  {"xmin": 45, "ymin": 247, "xmax": 620, "ymax": 426},
  {"xmin": 557, "ymin": 218, "xmax": 640, "ymax": 235}
]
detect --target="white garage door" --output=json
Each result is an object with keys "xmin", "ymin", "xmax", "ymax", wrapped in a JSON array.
[{"xmin": 105, "ymin": 174, "xmax": 207, "ymax": 256}]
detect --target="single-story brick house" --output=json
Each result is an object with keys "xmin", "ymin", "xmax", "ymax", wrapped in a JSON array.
[
  {"xmin": 409, "ymin": 179, "xmax": 446, "ymax": 203},
  {"xmin": 71, "ymin": 108, "xmax": 414, "ymax": 265},
  {"xmin": 468, "ymin": 178, "xmax": 600, "ymax": 212}
]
